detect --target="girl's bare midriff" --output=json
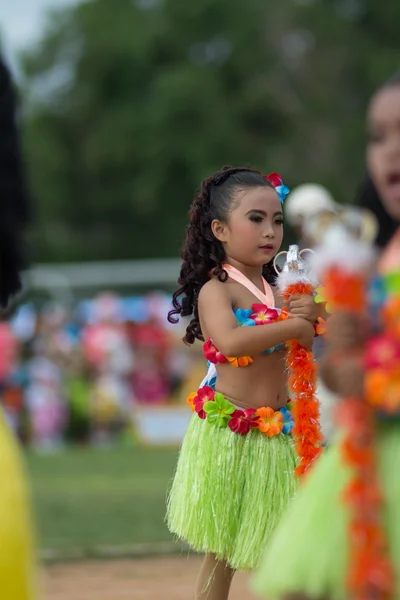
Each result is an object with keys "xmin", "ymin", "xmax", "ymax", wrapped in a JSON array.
[
  {"xmin": 201, "ymin": 278, "xmax": 289, "ymax": 411},
  {"xmin": 214, "ymin": 350, "xmax": 288, "ymax": 411}
]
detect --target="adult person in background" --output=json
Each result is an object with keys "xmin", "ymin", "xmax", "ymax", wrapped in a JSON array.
[{"xmin": 0, "ymin": 55, "xmax": 36, "ymax": 600}]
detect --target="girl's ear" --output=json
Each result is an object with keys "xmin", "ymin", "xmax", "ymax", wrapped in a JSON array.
[{"xmin": 211, "ymin": 219, "xmax": 229, "ymax": 243}]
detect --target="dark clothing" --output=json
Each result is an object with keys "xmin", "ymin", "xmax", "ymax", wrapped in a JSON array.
[{"xmin": 0, "ymin": 59, "xmax": 31, "ymax": 307}]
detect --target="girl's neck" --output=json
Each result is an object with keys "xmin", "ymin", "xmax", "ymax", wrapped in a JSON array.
[
  {"xmin": 379, "ymin": 226, "xmax": 400, "ymax": 272},
  {"xmin": 222, "ymin": 258, "xmax": 264, "ymax": 288}
]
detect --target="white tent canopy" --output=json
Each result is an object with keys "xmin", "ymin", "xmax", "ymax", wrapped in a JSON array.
[{"xmin": 25, "ymin": 258, "xmax": 181, "ymax": 295}]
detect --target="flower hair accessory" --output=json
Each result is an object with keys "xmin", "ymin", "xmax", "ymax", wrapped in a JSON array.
[{"xmin": 265, "ymin": 172, "xmax": 290, "ymax": 204}]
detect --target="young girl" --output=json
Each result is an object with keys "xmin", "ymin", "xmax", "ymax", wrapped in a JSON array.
[
  {"xmin": 167, "ymin": 166, "xmax": 319, "ymax": 600},
  {"xmin": 252, "ymin": 74, "xmax": 400, "ymax": 599}
]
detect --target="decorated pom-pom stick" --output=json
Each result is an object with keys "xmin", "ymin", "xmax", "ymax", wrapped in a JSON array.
[{"xmin": 276, "ymin": 245, "xmax": 323, "ymax": 477}]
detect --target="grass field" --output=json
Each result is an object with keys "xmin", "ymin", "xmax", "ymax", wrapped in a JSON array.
[{"xmin": 26, "ymin": 446, "xmax": 179, "ymax": 553}]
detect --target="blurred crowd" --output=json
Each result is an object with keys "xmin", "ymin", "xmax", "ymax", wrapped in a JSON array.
[{"xmin": 0, "ymin": 292, "xmax": 199, "ymax": 450}]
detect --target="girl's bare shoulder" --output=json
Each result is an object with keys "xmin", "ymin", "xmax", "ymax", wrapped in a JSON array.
[{"xmin": 198, "ymin": 277, "xmax": 231, "ymax": 305}]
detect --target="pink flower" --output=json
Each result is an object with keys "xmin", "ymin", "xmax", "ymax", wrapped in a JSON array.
[
  {"xmin": 203, "ymin": 338, "xmax": 227, "ymax": 364},
  {"xmin": 228, "ymin": 408, "xmax": 259, "ymax": 435},
  {"xmin": 250, "ymin": 303, "xmax": 279, "ymax": 325},
  {"xmin": 365, "ymin": 335, "xmax": 400, "ymax": 370},
  {"xmin": 194, "ymin": 386, "xmax": 215, "ymax": 419}
]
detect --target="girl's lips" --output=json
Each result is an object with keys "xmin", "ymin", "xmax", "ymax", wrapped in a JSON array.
[
  {"xmin": 384, "ymin": 173, "xmax": 400, "ymax": 202},
  {"xmin": 387, "ymin": 172, "xmax": 400, "ymax": 184},
  {"xmin": 259, "ymin": 244, "xmax": 275, "ymax": 252}
]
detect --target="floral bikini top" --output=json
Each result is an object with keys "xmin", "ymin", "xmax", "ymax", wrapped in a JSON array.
[{"xmin": 203, "ymin": 264, "xmax": 287, "ymax": 369}]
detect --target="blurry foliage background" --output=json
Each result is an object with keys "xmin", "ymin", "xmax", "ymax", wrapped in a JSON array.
[{"xmin": 19, "ymin": 0, "xmax": 400, "ymax": 263}]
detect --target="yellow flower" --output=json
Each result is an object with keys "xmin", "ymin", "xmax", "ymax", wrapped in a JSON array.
[{"xmin": 315, "ymin": 287, "xmax": 333, "ymax": 314}]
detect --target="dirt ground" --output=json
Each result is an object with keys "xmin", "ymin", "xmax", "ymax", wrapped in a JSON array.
[{"xmin": 42, "ymin": 555, "xmax": 260, "ymax": 600}]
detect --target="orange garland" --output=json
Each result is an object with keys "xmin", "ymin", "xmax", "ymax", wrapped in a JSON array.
[
  {"xmin": 322, "ymin": 266, "xmax": 394, "ymax": 600},
  {"xmin": 282, "ymin": 282, "xmax": 323, "ymax": 477}
]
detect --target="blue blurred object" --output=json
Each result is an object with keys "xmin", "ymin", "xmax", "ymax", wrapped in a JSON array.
[{"xmin": 123, "ymin": 297, "xmax": 150, "ymax": 323}]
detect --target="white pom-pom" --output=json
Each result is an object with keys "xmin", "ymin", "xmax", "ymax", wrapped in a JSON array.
[
  {"xmin": 276, "ymin": 270, "xmax": 318, "ymax": 292},
  {"xmin": 311, "ymin": 224, "xmax": 376, "ymax": 276},
  {"xmin": 275, "ymin": 244, "xmax": 319, "ymax": 291}
]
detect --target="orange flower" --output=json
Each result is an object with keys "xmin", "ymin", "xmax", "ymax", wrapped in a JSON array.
[
  {"xmin": 366, "ymin": 365, "xmax": 400, "ymax": 413},
  {"xmin": 365, "ymin": 370, "xmax": 390, "ymax": 407},
  {"xmin": 277, "ymin": 307, "xmax": 290, "ymax": 321},
  {"xmin": 382, "ymin": 296, "xmax": 400, "ymax": 320},
  {"xmin": 315, "ymin": 317, "xmax": 327, "ymax": 336},
  {"xmin": 384, "ymin": 379, "xmax": 400, "ymax": 413},
  {"xmin": 382, "ymin": 297, "xmax": 400, "ymax": 336},
  {"xmin": 256, "ymin": 407, "xmax": 283, "ymax": 437},
  {"xmin": 186, "ymin": 392, "xmax": 197, "ymax": 411},
  {"xmin": 226, "ymin": 355, "xmax": 254, "ymax": 367}
]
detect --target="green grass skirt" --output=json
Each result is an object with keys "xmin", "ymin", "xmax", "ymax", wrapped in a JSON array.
[
  {"xmin": 252, "ymin": 421, "xmax": 400, "ymax": 599},
  {"xmin": 167, "ymin": 414, "xmax": 297, "ymax": 570}
]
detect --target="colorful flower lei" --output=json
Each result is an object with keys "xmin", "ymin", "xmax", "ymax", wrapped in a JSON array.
[
  {"xmin": 365, "ymin": 270, "xmax": 400, "ymax": 416},
  {"xmin": 202, "ymin": 303, "xmax": 282, "ymax": 366},
  {"xmin": 314, "ymin": 227, "xmax": 394, "ymax": 600},
  {"xmin": 187, "ymin": 386, "xmax": 293, "ymax": 437}
]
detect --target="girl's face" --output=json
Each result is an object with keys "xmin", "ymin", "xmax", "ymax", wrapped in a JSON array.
[
  {"xmin": 212, "ymin": 186, "xmax": 284, "ymax": 267},
  {"xmin": 367, "ymin": 84, "xmax": 400, "ymax": 222}
]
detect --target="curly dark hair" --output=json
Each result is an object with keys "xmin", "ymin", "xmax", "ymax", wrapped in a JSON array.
[{"xmin": 168, "ymin": 165, "xmax": 279, "ymax": 345}]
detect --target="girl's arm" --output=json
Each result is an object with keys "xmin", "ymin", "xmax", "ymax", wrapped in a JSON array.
[
  {"xmin": 198, "ymin": 279, "xmax": 315, "ymax": 357},
  {"xmin": 319, "ymin": 312, "xmax": 367, "ymax": 395},
  {"xmin": 319, "ymin": 353, "xmax": 364, "ymax": 397}
]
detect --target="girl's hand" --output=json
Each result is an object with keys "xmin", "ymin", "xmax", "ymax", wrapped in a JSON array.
[
  {"xmin": 293, "ymin": 317, "xmax": 316, "ymax": 350},
  {"xmin": 289, "ymin": 294, "xmax": 319, "ymax": 324}
]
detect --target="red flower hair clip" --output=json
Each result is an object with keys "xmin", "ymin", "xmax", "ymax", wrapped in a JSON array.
[{"xmin": 264, "ymin": 172, "xmax": 290, "ymax": 204}]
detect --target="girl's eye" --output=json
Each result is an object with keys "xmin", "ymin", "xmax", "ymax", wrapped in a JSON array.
[
  {"xmin": 275, "ymin": 219, "xmax": 284, "ymax": 226},
  {"xmin": 367, "ymin": 130, "xmax": 385, "ymax": 144},
  {"xmin": 249, "ymin": 215, "xmax": 263, "ymax": 223}
]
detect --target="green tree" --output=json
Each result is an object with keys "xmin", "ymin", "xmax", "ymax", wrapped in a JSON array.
[
  {"xmin": 21, "ymin": 0, "xmax": 400, "ymax": 263},
  {"xmin": 22, "ymin": 0, "xmax": 293, "ymax": 262}
]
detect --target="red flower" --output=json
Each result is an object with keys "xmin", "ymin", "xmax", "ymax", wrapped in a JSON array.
[
  {"xmin": 250, "ymin": 303, "xmax": 279, "ymax": 325},
  {"xmin": 265, "ymin": 172, "xmax": 283, "ymax": 187},
  {"xmin": 197, "ymin": 386, "xmax": 215, "ymax": 402},
  {"xmin": 194, "ymin": 386, "xmax": 215, "ymax": 419},
  {"xmin": 365, "ymin": 334, "xmax": 400, "ymax": 370},
  {"xmin": 228, "ymin": 408, "xmax": 259, "ymax": 435},
  {"xmin": 194, "ymin": 398, "xmax": 206, "ymax": 419},
  {"xmin": 203, "ymin": 338, "xmax": 227, "ymax": 364}
]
